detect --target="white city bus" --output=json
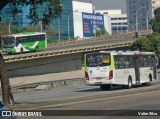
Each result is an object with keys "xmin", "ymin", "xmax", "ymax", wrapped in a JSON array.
[{"xmin": 84, "ymin": 51, "xmax": 158, "ymax": 90}]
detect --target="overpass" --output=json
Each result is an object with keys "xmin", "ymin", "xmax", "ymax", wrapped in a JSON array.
[{"xmin": 3, "ymin": 30, "xmax": 152, "ymax": 77}]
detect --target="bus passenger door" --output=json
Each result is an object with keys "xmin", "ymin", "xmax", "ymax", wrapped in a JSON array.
[
  {"xmin": 152, "ymin": 56, "xmax": 157, "ymax": 80},
  {"xmin": 134, "ymin": 57, "xmax": 140, "ymax": 84}
]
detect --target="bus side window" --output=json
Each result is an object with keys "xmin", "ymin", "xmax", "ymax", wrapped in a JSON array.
[
  {"xmin": 129, "ymin": 56, "xmax": 134, "ymax": 68},
  {"xmin": 29, "ymin": 36, "xmax": 33, "ymax": 42},
  {"xmin": 18, "ymin": 37, "xmax": 23, "ymax": 43},
  {"xmin": 39, "ymin": 34, "xmax": 44, "ymax": 41},
  {"xmin": 41, "ymin": 34, "xmax": 45, "ymax": 41},
  {"xmin": 35, "ymin": 35, "xmax": 40, "ymax": 41},
  {"xmin": 115, "ymin": 56, "xmax": 123, "ymax": 69},
  {"xmin": 138, "ymin": 56, "xmax": 144, "ymax": 67}
]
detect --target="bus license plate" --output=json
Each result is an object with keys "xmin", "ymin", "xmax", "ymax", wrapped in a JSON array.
[
  {"xmin": 96, "ymin": 77, "xmax": 102, "ymax": 80},
  {"xmin": 95, "ymin": 82, "xmax": 102, "ymax": 84}
]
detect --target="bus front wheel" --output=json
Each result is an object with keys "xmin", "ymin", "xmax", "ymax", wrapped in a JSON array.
[
  {"xmin": 142, "ymin": 74, "xmax": 152, "ymax": 86},
  {"xmin": 36, "ymin": 46, "xmax": 39, "ymax": 52},
  {"xmin": 20, "ymin": 48, "xmax": 23, "ymax": 54},
  {"xmin": 126, "ymin": 77, "xmax": 132, "ymax": 89}
]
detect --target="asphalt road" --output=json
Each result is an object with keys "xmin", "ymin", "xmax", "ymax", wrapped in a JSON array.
[
  {"xmin": 34, "ymin": 90, "xmax": 160, "ymax": 119},
  {"xmin": 45, "ymin": 89, "xmax": 160, "ymax": 110},
  {"xmin": 14, "ymin": 80, "xmax": 160, "ymax": 119},
  {"xmin": 8, "ymin": 79, "xmax": 160, "ymax": 104}
]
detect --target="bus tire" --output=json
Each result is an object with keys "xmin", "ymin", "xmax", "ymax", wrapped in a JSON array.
[
  {"xmin": 126, "ymin": 77, "xmax": 132, "ymax": 89},
  {"xmin": 143, "ymin": 74, "xmax": 152, "ymax": 86},
  {"xmin": 100, "ymin": 84, "xmax": 111, "ymax": 90},
  {"xmin": 20, "ymin": 48, "xmax": 23, "ymax": 54},
  {"xmin": 36, "ymin": 46, "xmax": 39, "ymax": 52}
]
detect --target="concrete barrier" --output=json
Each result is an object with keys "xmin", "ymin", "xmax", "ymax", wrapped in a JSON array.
[
  {"xmin": 6, "ymin": 42, "xmax": 131, "ymax": 77},
  {"xmin": 48, "ymin": 30, "xmax": 152, "ymax": 47}
]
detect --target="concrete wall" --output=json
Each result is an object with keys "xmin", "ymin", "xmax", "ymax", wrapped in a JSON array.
[
  {"xmin": 73, "ymin": 1, "xmax": 92, "ymax": 39},
  {"xmin": 6, "ymin": 46, "xmax": 130, "ymax": 78},
  {"xmin": 104, "ymin": 14, "xmax": 112, "ymax": 34},
  {"xmin": 7, "ymin": 53, "xmax": 83, "ymax": 78},
  {"xmin": 73, "ymin": 12, "xmax": 84, "ymax": 38}
]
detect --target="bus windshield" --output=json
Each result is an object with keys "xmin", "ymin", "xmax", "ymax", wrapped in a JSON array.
[
  {"xmin": 2, "ymin": 36, "xmax": 16, "ymax": 48},
  {"xmin": 86, "ymin": 53, "xmax": 110, "ymax": 67}
]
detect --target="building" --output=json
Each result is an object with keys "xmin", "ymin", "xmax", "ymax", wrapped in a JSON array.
[
  {"xmin": 0, "ymin": 5, "xmax": 24, "ymax": 27},
  {"xmin": 152, "ymin": 0, "xmax": 160, "ymax": 17},
  {"xmin": 0, "ymin": 1, "xmax": 74, "ymax": 41},
  {"xmin": 73, "ymin": 1, "xmax": 112, "ymax": 38},
  {"xmin": 0, "ymin": 0, "xmax": 112, "ymax": 40},
  {"xmin": 126, "ymin": 0, "xmax": 152, "ymax": 31},
  {"xmin": 152, "ymin": 0, "xmax": 160, "ymax": 10},
  {"xmin": 96, "ymin": 10, "xmax": 128, "ymax": 34}
]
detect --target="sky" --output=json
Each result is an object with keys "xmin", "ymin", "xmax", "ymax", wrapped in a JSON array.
[{"xmin": 76, "ymin": 0, "xmax": 127, "ymax": 13}]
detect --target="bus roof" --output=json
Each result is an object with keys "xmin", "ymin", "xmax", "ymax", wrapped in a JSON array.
[
  {"xmin": 87, "ymin": 51, "xmax": 155, "ymax": 55},
  {"xmin": 2, "ymin": 32, "xmax": 46, "ymax": 38}
]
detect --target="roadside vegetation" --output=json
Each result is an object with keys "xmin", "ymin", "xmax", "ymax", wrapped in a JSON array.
[{"xmin": 131, "ymin": 7, "xmax": 160, "ymax": 57}]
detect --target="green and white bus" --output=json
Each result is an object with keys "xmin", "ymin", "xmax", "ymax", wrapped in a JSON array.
[
  {"xmin": 84, "ymin": 51, "xmax": 158, "ymax": 90},
  {"xmin": 1, "ymin": 32, "xmax": 47, "ymax": 54}
]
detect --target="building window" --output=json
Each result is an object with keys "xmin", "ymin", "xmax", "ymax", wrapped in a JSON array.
[
  {"xmin": 142, "ymin": 18, "xmax": 146, "ymax": 21},
  {"xmin": 123, "ymin": 23, "xmax": 127, "ymax": 25}
]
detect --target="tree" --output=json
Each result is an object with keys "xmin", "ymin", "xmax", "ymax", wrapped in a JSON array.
[
  {"xmin": 9, "ymin": 0, "xmax": 63, "ymax": 28},
  {"xmin": 0, "ymin": 23, "xmax": 15, "ymax": 106},
  {"xmin": 150, "ymin": 8, "xmax": 160, "ymax": 32},
  {"xmin": 147, "ymin": 33, "xmax": 160, "ymax": 57},
  {"xmin": 0, "ymin": 23, "xmax": 9, "ymax": 47},
  {"xmin": 0, "ymin": 54, "xmax": 15, "ymax": 106},
  {"xmin": 95, "ymin": 28, "xmax": 108, "ymax": 36},
  {"xmin": 131, "ymin": 38, "xmax": 152, "ymax": 51},
  {"xmin": 131, "ymin": 33, "xmax": 160, "ymax": 57}
]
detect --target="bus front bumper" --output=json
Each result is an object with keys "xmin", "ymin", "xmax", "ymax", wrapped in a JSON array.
[
  {"xmin": 2, "ymin": 48, "xmax": 16, "ymax": 54},
  {"xmin": 85, "ymin": 80, "xmax": 113, "ymax": 86}
]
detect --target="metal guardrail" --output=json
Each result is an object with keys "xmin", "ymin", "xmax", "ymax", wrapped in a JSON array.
[
  {"xmin": 47, "ymin": 30, "xmax": 152, "ymax": 47},
  {"xmin": 4, "ymin": 42, "xmax": 133, "ymax": 62}
]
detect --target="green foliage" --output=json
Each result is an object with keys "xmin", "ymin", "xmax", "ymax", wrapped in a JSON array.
[
  {"xmin": 131, "ymin": 38, "xmax": 152, "ymax": 51},
  {"xmin": 11, "ymin": 25, "xmax": 36, "ymax": 34},
  {"xmin": 0, "ymin": 24, "xmax": 8, "ymax": 48},
  {"xmin": 0, "ymin": 24, "xmax": 8, "ymax": 36},
  {"xmin": 131, "ymin": 33, "xmax": 160, "ymax": 57},
  {"xmin": 150, "ymin": 8, "xmax": 160, "ymax": 32},
  {"xmin": 150, "ymin": 18, "xmax": 160, "ymax": 33},
  {"xmin": 95, "ymin": 28, "xmax": 108, "ymax": 36},
  {"xmin": 154, "ymin": 8, "xmax": 160, "ymax": 22},
  {"xmin": 9, "ymin": 0, "xmax": 63, "ymax": 27}
]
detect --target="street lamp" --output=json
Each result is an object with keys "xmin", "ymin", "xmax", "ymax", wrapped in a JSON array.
[
  {"xmin": 147, "ymin": 8, "xmax": 152, "ymax": 29},
  {"xmin": 58, "ymin": 16, "xmax": 61, "ymax": 42},
  {"xmin": 136, "ymin": 6, "xmax": 146, "ymax": 31},
  {"xmin": 68, "ymin": 10, "xmax": 78, "ymax": 40},
  {"xmin": 9, "ymin": 17, "xmax": 13, "ymax": 35},
  {"xmin": 135, "ymin": 14, "xmax": 143, "ymax": 32},
  {"xmin": 39, "ymin": 20, "xmax": 43, "ymax": 32}
]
